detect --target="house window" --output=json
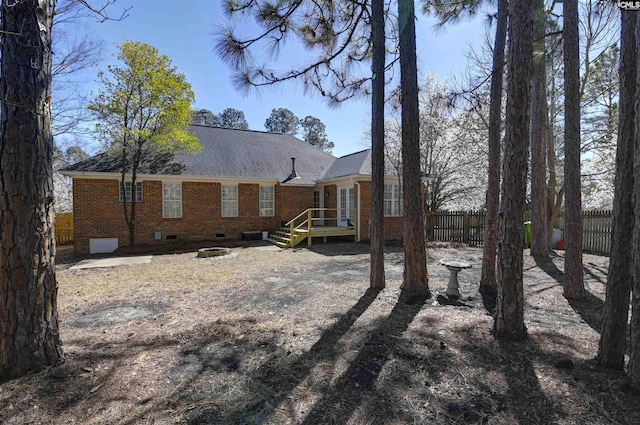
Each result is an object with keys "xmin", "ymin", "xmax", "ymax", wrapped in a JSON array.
[
  {"xmin": 119, "ymin": 181, "xmax": 143, "ymax": 202},
  {"xmin": 222, "ymin": 185, "xmax": 238, "ymax": 217},
  {"xmin": 163, "ymin": 183, "xmax": 182, "ymax": 218},
  {"xmin": 384, "ymin": 183, "xmax": 403, "ymax": 216},
  {"xmin": 259, "ymin": 186, "xmax": 274, "ymax": 216}
]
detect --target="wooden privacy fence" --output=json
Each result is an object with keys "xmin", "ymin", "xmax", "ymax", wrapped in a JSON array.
[
  {"xmin": 425, "ymin": 209, "xmax": 612, "ymax": 254},
  {"xmin": 55, "ymin": 212, "xmax": 74, "ymax": 245},
  {"xmin": 426, "ymin": 210, "xmax": 486, "ymax": 247},
  {"xmin": 555, "ymin": 209, "xmax": 612, "ymax": 254}
]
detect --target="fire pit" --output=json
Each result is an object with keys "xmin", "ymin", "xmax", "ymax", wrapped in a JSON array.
[{"xmin": 197, "ymin": 247, "xmax": 232, "ymax": 258}]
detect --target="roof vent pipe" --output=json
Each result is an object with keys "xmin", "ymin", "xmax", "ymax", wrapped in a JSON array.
[{"xmin": 282, "ymin": 157, "xmax": 300, "ymax": 183}]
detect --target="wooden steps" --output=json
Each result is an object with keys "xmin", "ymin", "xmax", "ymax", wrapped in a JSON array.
[{"xmin": 267, "ymin": 227, "xmax": 307, "ymax": 248}]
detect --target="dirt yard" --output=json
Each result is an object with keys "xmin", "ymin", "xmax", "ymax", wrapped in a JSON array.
[{"xmin": 0, "ymin": 241, "xmax": 635, "ymax": 425}]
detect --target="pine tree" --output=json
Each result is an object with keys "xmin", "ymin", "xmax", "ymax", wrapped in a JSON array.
[
  {"xmin": 494, "ymin": 0, "xmax": 533, "ymax": 340},
  {"xmin": 530, "ymin": 0, "xmax": 550, "ymax": 259},
  {"xmin": 0, "ymin": 0, "xmax": 64, "ymax": 380},
  {"xmin": 370, "ymin": 0, "xmax": 386, "ymax": 290},
  {"xmin": 562, "ymin": 0, "xmax": 585, "ymax": 300},
  {"xmin": 398, "ymin": 0, "xmax": 429, "ymax": 299},
  {"xmin": 598, "ymin": 10, "xmax": 635, "ymax": 371}
]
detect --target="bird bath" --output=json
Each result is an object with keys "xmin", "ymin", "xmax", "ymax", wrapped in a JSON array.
[{"xmin": 438, "ymin": 258, "xmax": 472, "ymax": 299}]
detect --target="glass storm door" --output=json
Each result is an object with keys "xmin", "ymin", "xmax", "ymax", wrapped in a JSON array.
[
  {"xmin": 338, "ymin": 186, "xmax": 354, "ymax": 227},
  {"xmin": 312, "ymin": 189, "xmax": 324, "ymax": 226}
]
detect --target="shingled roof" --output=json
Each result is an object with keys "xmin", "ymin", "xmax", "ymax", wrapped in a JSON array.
[
  {"xmin": 61, "ymin": 125, "xmax": 347, "ymax": 185},
  {"xmin": 322, "ymin": 149, "xmax": 372, "ymax": 180}
]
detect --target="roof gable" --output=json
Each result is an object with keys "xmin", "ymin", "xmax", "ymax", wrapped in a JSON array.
[{"xmin": 321, "ymin": 149, "xmax": 372, "ymax": 180}]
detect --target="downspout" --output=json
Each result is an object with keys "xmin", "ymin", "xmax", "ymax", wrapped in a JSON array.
[{"xmin": 354, "ymin": 179, "xmax": 361, "ymax": 242}]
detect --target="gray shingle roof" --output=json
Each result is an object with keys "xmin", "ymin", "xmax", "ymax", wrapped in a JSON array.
[
  {"xmin": 322, "ymin": 149, "xmax": 372, "ymax": 180},
  {"xmin": 61, "ymin": 125, "xmax": 345, "ymax": 185}
]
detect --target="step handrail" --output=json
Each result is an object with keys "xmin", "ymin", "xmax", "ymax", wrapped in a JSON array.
[
  {"xmin": 285, "ymin": 208, "xmax": 311, "ymax": 228},
  {"xmin": 284, "ymin": 208, "xmax": 355, "ymax": 228},
  {"xmin": 285, "ymin": 208, "xmax": 358, "ymax": 246}
]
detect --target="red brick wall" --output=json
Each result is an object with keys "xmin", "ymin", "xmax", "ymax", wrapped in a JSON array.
[
  {"xmin": 72, "ymin": 177, "xmax": 410, "ymax": 253},
  {"xmin": 72, "ymin": 178, "xmax": 313, "ymax": 253},
  {"xmin": 355, "ymin": 180, "xmax": 403, "ymax": 242},
  {"xmin": 323, "ymin": 184, "xmax": 337, "ymax": 225},
  {"xmin": 276, "ymin": 185, "xmax": 314, "ymax": 225}
]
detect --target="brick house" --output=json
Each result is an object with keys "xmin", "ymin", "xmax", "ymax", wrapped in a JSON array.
[{"xmin": 60, "ymin": 125, "xmax": 407, "ymax": 254}]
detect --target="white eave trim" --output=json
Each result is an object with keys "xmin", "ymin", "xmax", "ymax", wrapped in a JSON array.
[
  {"xmin": 316, "ymin": 174, "xmax": 370, "ymax": 185},
  {"xmin": 316, "ymin": 174, "xmax": 409, "ymax": 185},
  {"xmin": 59, "ymin": 170, "xmax": 281, "ymax": 185},
  {"xmin": 59, "ymin": 170, "xmax": 415, "ymax": 186}
]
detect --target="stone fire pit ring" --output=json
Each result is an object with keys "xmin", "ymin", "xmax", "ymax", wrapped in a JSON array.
[{"xmin": 197, "ymin": 247, "xmax": 232, "ymax": 258}]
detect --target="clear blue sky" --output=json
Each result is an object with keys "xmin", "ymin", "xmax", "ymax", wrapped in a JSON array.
[{"xmin": 76, "ymin": 0, "xmax": 485, "ymax": 157}]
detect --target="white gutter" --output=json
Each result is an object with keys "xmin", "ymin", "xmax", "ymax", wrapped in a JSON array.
[{"xmin": 58, "ymin": 171, "xmax": 291, "ymax": 186}]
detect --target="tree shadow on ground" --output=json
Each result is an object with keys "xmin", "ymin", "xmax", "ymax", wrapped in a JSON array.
[
  {"xmin": 583, "ymin": 261, "xmax": 607, "ymax": 285},
  {"xmin": 579, "ymin": 266, "xmax": 606, "ymax": 336},
  {"xmin": 305, "ymin": 241, "xmax": 404, "ymax": 257},
  {"xmin": 4, "ymin": 295, "xmax": 638, "ymax": 425},
  {"xmin": 534, "ymin": 255, "xmax": 565, "ymax": 284},
  {"xmin": 534, "ymin": 254, "xmax": 605, "ymax": 334},
  {"xmin": 497, "ymin": 338, "xmax": 564, "ymax": 424},
  {"xmin": 297, "ymin": 293, "xmax": 428, "ymax": 425},
  {"xmin": 567, "ymin": 289, "xmax": 604, "ymax": 334},
  {"xmin": 184, "ymin": 287, "xmax": 382, "ymax": 424},
  {"xmin": 4, "ymin": 290, "xmax": 380, "ymax": 425},
  {"xmin": 10, "ymin": 329, "xmax": 187, "ymax": 422}
]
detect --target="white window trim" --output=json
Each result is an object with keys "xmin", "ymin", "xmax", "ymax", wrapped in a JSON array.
[
  {"xmin": 119, "ymin": 181, "xmax": 143, "ymax": 203},
  {"xmin": 162, "ymin": 182, "xmax": 182, "ymax": 218},
  {"xmin": 384, "ymin": 183, "xmax": 403, "ymax": 217},
  {"xmin": 259, "ymin": 185, "xmax": 275, "ymax": 217},
  {"xmin": 221, "ymin": 184, "xmax": 238, "ymax": 217}
]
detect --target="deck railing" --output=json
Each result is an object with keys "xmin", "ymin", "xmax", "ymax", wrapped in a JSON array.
[
  {"xmin": 284, "ymin": 208, "xmax": 357, "ymax": 246},
  {"xmin": 285, "ymin": 208, "xmax": 357, "ymax": 233}
]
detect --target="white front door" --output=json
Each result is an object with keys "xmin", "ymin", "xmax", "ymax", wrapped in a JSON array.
[{"xmin": 338, "ymin": 186, "xmax": 354, "ymax": 227}]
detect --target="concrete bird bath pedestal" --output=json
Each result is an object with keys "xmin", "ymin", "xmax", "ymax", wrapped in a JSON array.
[{"xmin": 438, "ymin": 258, "xmax": 472, "ymax": 299}]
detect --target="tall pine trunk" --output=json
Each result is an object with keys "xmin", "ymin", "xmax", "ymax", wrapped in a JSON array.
[
  {"xmin": 546, "ymin": 44, "xmax": 564, "ymax": 248},
  {"xmin": 370, "ymin": 0, "xmax": 386, "ymax": 290},
  {"xmin": 0, "ymin": 0, "xmax": 64, "ymax": 380},
  {"xmin": 479, "ymin": 0, "xmax": 507, "ymax": 296},
  {"xmin": 398, "ymin": 0, "xmax": 429, "ymax": 299},
  {"xmin": 598, "ymin": 10, "xmax": 636, "ymax": 371},
  {"xmin": 495, "ymin": 0, "xmax": 533, "ymax": 341},
  {"xmin": 530, "ymin": 0, "xmax": 549, "ymax": 259},
  {"xmin": 628, "ymin": 13, "xmax": 640, "ymax": 389},
  {"xmin": 562, "ymin": 0, "xmax": 584, "ymax": 300}
]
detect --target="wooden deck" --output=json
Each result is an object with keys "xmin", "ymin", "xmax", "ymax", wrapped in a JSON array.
[
  {"xmin": 268, "ymin": 225, "xmax": 357, "ymax": 248},
  {"xmin": 269, "ymin": 208, "xmax": 358, "ymax": 248},
  {"xmin": 298, "ymin": 226, "xmax": 357, "ymax": 241}
]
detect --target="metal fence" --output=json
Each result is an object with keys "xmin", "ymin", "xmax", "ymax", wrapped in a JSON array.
[{"xmin": 425, "ymin": 209, "xmax": 612, "ymax": 254}]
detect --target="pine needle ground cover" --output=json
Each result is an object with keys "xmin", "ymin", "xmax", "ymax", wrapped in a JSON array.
[{"xmin": 0, "ymin": 242, "xmax": 634, "ymax": 425}]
